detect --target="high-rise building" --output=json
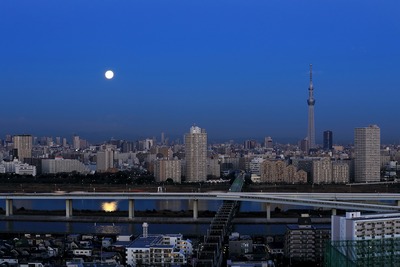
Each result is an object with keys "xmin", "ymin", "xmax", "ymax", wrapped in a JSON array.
[
  {"xmin": 332, "ymin": 161, "xmax": 349, "ymax": 184},
  {"xmin": 323, "ymin": 130, "xmax": 333, "ymax": 150},
  {"xmin": 138, "ymin": 138, "xmax": 154, "ymax": 151},
  {"xmin": 13, "ymin": 135, "xmax": 32, "ymax": 162},
  {"xmin": 96, "ymin": 147, "xmax": 114, "ymax": 172},
  {"xmin": 5, "ymin": 134, "xmax": 12, "ymax": 143},
  {"xmin": 207, "ymin": 157, "xmax": 220, "ymax": 178},
  {"xmin": 307, "ymin": 64, "xmax": 316, "ymax": 150},
  {"xmin": 62, "ymin": 138, "xmax": 68, "ymax": 147},
  {"xmin": 185, "ymin": 126, "xmax": 207, "ymax": 182},
  {"xmin": 154, "ymin": 158, "xmax": 181, "ymax": 183},
  {"xmin": 300, "ymin": 137, "xmax": 309, "ymax": 153},
  {"xmin": 312, "ymin": 157, "xmax": 332, "ymax": 184},
  {"xmin": 354, "ymin": 125, "xmax": 380, "ymax": 183},
  {"xmin": 161, "ymin": 132, "xmax": 165, "ymax": 145},
  {"xmin": 264, "ymin": 136, "xmax": 273, "ymax": 149},
  {"xmin": 244, "ymin": 140, "xmax": 257, "ymax": 150},
  {"xmin": 73, "ymin": 135, "xmax": 80, "ymax": 150},
  {"xmin": 285, "ymin": 215, "xmax": 330, "ymax": 264}
]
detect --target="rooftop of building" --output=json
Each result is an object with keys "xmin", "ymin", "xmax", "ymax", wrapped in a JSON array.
[
  {"xmin": 127, "ymin": 234, "xmax": 182, "ymax": 249},
  {"xmin": 286, "ymin": 224, "xmax": 330, "ymax": 231},
  {"xmin": 341, "ymin": 212, "xmax": 400, "ymax": 222}
]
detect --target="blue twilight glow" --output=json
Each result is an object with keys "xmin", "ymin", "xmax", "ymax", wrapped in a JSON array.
[{"xmin": 1, "ymin": 1, "xmax": 399, "ymax": 143}]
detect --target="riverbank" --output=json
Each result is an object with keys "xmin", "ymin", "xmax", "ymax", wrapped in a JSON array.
[
  {"xmin": 1, "ymin": 181, "xmax": 400, "ymax": 193},
  {"xmin": 0, "ymin": 214, "xmax": 331, "ymax": 224}
]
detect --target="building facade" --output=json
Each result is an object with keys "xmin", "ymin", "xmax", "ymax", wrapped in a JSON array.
[
  {"xmin": 285, "ymin": 215, "xmax": 330, "ymax": 264},
  {"xmin": 42, "ymin": 158, "xmax": 89, "ymax": 174},
  {"xmin": 228, "ymin": 232, "xmax": 253, "ymax": 257},
  {"xmin": 185, "ymin": 126, "xmax": 207, "ymax": 182},
  {"xmin": 331, "ymin": 212, "xmax": 400, "ymax": 241},
  {"xmin": 207, "ymin": 157, "xmax": 220, "ymax": 178},
  {"xmin": 125, "ymin": 225, "xmax": 193, "ymax": 267},
  {"xmin": 260, "ymin": 160, "xmax": 307, "ymax": 184},
  {"xmin": 73, "ymin": 135, "xmax": 80, "ymax": 150},
  {"xmin": 332, "ymin": 161, "xmax": 349, "ymax": 184},
  {"xmin": 97, "ymin": 147, "xmax": 114, "ymax": 172},
  {"xmin": 354, "ymin": 125, "xmax": 380, "ymax": 183},
  {"xmin": 323, "ymin": 130, "xmax": 333, "ymax": 150},
  {"xmin": 154, "ymin": 158, "xmax": 181, "ymax": 183},
  {"xmin": 329, "ymin": 212, "xmax": 400, "ymax": 265},
  {"xmin": 13, "ymin": 135, "xmax": 32, "ymax": 162},
  {"xmin": 264, "ymin": 136, "xmax": 273, "ymax": 149},
  {"xmin": 249, "ymin": 157, "xmax": 264, "ymax": 176},
  {"xmin": 0, "ymin": 159, "xmax": 36, "ymax": 176},
  {"xmin": 312, "ymin": 158, "xmax": 332, "ymax": 184}
]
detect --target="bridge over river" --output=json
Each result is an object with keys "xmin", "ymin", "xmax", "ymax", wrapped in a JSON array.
[{"xmin": 1, "ymin": 191, "xmax": 400, "ymax": 219}]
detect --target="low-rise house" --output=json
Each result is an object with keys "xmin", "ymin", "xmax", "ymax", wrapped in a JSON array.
[
  {"xmin": 73, "ymin": 248, "xmax": 92, "ymax": 257},
  {"xmin": 79, "ymin": 240, "xmax": 92, "ymax": 249}
]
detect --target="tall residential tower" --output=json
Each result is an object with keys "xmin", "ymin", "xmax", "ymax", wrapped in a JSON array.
[
  {"xmin": 13, "ymin": 135, "xmax": 32, "ymax": 162},
  {"xmin": 323, "ymin": 130, "xmax": 333, "ymax": 150},
  {"xmin": 185, "ymin": 125, "xmax": 207, "ymax": 182},
  {"xmin": 354, "ymin": 125, "xmax": 380, "ymax": 183},
  {"xmin": 307, "ymin": 64, "xmax": 316, "ymax": 150}
]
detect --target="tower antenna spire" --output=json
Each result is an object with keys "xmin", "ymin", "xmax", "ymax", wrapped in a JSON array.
[{"xmin": 307, "ymin": 64, "xmax": 316, "ymax": 151}]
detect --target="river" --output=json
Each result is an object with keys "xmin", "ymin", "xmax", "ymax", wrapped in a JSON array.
[{"xmin": 0, "ymin": 198, "xmax": 318, "ymax": 236}]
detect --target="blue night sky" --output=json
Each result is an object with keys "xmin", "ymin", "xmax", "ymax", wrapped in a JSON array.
[{"xmin": 1, "ymin": 0, "xmax": 400, "ymax": 144}]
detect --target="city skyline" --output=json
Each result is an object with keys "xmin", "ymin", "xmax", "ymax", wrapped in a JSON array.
[{"xmin": 1, "ymin": 1, "xmax": 400, "ymax": 144}]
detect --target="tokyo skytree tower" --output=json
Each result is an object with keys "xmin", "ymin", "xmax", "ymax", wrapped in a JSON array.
[{"xmin": 307, "ymin": 64, "xmax": 316, "ymax": 150}]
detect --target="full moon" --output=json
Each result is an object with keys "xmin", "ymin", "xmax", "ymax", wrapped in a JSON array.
[{"xmin": 105, "ymin": 70, "xmax": 114, "ymax": 79}]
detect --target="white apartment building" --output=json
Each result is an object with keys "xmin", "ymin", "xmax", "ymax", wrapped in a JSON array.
[
  {"xmin": 125, "ymin": 226, "xmax": 193, "ymax": 266},
  {"xmin": 332, "ymin": 212, "xmax": 400, "ymax": 241},
  {"xmin": 249, "ymin": 157, "xmax": 265, "ymax": 176},
  {"xmin": 0, "ymin": 159, "xmax": 36, "ymax": 176},
  {"xmin": 42, "ymin": 158, "xmax": 89, "ymax": 174},
  {"xmin": 331, "ymin": 212, "xmax": 400, "ymax": 265}
]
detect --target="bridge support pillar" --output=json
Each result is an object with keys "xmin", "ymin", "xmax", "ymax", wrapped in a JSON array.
[
  {"xmin": 66, "ymin": 199, "xmax": 73, "ymax": 218},
  {"xmin": 128, "ymin": 199, "xmax": 135, "ymax": 219},
  {"xmin": 397, "ymin": 200, "xmax": 400, "ymax": 206},
  {"xmin": 193, "ymin": 199, "xmax": 198, "ymax": 219},
  {"xmin": 6, "ymin": 199, "xmax": 13, "ymax": 216},
  {"xmin": 332, "ymin": 208, "xmax": 337, "ymax": 216},
  {"xmin": 266, "ymin": 203, "xmax": 271, "ymax": 220}
]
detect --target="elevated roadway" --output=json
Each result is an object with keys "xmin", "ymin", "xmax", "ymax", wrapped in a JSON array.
[{"xmin": 1, "ymin": 192, "xmax": 400, "ymax": 218}]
